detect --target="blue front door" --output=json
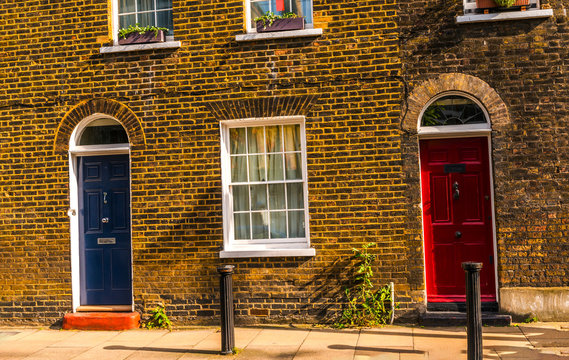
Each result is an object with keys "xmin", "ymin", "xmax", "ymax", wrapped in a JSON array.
[{"xmin": 79, "ymin": 155, "xmax": 132, "ymax": 305}]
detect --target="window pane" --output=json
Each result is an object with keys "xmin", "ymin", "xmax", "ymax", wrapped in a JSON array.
[
  {"xmin": 265, "ymin": 126, "xmax": 282, "ymax": 152},
  {"xmin": 156, "ymin": 10, "xmax": 173, "ymax": 32},
  {"xmin": 137, "ymin": 11, "xmax": 155, "ymax": 26},
  {"xmin": 288, "ymin": 211, "xmax": 305, "ymax": 238},
  {"xmin": 233, "ymin": 185, "xmax": 250, "ymax": 212},
  {"xmin": 230, "ymin": 128, "xmax": 246, "ymax": 154},
  {"xmin": 247, "ymin": 127, "xmax": 264, "ymax": 154},
  {"xmin": 285, "ymin": 152, "xmax": 302, "ymax": 180},
  {"xmin": 119, "ymin": 14, "xmax": 136, "ymax": 29},
  {"xmin": 267, "ymin": 154, "xmax": 284, "ymax": 181},
  {"xmin": 234, "ymin": 213, "xmax": 250, "ymax": 240},
  {"xmin": 250, "ymin": 185, "xmax": 267, "ymax": 210},
  {"xmin": 251, "ymin": 1, "xmax": 270, "ymax": 21},
  {"xmin": 283, "ymin": 125, "xmax": 300, "ymax": 151},
  {"xmin": 249, "ymin": 155, "xmax": 266, "ymax": 182},
  {"xmin": 286, "ymin": 183, "xmax": 304, "ymax": 209},
  {"xmin": 137, "ymin": 0, "xmax": 154, "ymax": 11},
  {"xmin": 231, "ymin": 156, "xmax": 247, "ymax": 182},
  {"xmin": 119, "ymin": 0, "xmax": 135, "ymax": 13},
  {"xmin": 421, "ymin": 96, "xmax": 486, "ymax": 127},
  {"xmin": 252, "ymin": 212, "xmax": 269, "ymax": 239},
  {"xmin": 79, "ymin": 125, "xmax": 128, "ymax": 145},
  {"xmin": 270, "ymin": 212, "xmax": 287, "ymax": 238},
  {"xmin": 157, "ymin": 0, "xmax": 172, "ymax": 9},
  {"xmin": 269, "ymin": 184, "xmax": 285, "ymax": 210}
]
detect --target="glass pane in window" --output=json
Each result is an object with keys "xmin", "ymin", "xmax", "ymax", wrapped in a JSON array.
[
  {"xmin": 234, "ymin": 213, "xmax": 250, "ymax": 240},
  {"xmin": 294, "ymin": 0, "xmax": 312, "ymax": 24},
  {"xmin": 233, "ymin": 185, "xmax": 250, "ymax": 211},
  {"xmin": 230, "ymin": 128, "xmax": 246, "ymax": 155},
  {"xmin": 283, "ymin": 125, "xmax": 300, "ymax": 151},
  {"xmin": 137, "ymin": 11, "xmax": 155, "ymax": 26},
  {"xmin": 421, "ymin": 96, "xmax": 486, "ymax": 127},
  {"xmin": 231, "ymin": 156, "xmax": 247, "ymax": 182},
  {"xmin": 269, "ymin": 184, "xmax": 285, "ymax": 210},
  {"xmin": 137, "ymin": 0, "xmax": 154, "ymax": 11},
  {"xmin": 285, "ymin": 152, "xmax": 302, "ymax": 180},
  {"xmin": 119, "ymin": 0, "xmax": 135, "ymax": 13},
  {"xmin": 249, "ymin": 155, "xmax": 266, "ymax": 182},
  {"xmin": 265, "ymin": 126, "xmax": 282, "ymax": 153},
  {"xmin": 247, "ymin": 127, "xmax": 264, "ymax": 154},
  {"xmin": 288, "ymin": 210, "xmax": 305, "ymax": 238},
  {"xmin": 251, "ymin": 1, "xmax": 270, "ymax": 21},
  {"xmin": 157, "ymin": 0, "xmax": 172, "ymax": 9},
  {"xmin": 156, "ymin": 10, "xmax": 173, "ymax": 33},
  {"xmin": 267, "ymin": 154, "xmax": 284, "ymax": 181},
  {"xmin": 119, "ymin": 14, "xmax": 136, "ymax": 29},
  {"xmin": 79, "ymin": 122, "xmax": 128, "ymax": 145},
  {"xmin": 250, "ymin": 185, "xmax": 267, "ymax": 210},
  {"xmin": 251, "ymin": 212, "xmax": 269, "ymax": 239},
  {"xmin": 286, "ymin": 183, "xmax": 304, "ymax": 209},
  {"xmin": 270, "ymin": 211, "xmax": 287, "ymax": 238}
]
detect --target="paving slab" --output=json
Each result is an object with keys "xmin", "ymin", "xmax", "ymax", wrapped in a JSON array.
[
  {"xmin": 0, "ymin": 330, "xmax": 76, "ymax": 360},
  {"xmin": 294, "ymin": 328, "xmax": 359, "ymax": 360},
  {"xmin": 72, "ymin": 329, "xmax": 168, "ymax": 360},
  {"xmin": 520, "ymin": 325, "xmax": 569, "ymax": 347}
]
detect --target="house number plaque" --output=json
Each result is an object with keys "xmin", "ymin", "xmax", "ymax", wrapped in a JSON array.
[{"xmin": 97, "ymin": 238, "xmax": 116, "ymax": 245}]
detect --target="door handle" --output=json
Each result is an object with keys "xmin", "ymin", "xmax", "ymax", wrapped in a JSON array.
[
  {"xmin": 453, "ymin": 182, "xmax": 460, "ymax": 200},
  {"xmin": 455, "ymin": 231, "xmax": 462, "ymax": 238},
  {"xmin": 101, "ymin": 217, "xmax": 110, "ymax": 223},
  {"xmin": 103, "ymin": 192, "xmax": 108, "ymax": 204}
]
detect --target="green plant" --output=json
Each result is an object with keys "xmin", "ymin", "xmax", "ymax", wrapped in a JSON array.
[
  {"xmin": 118, "ymin": 23, "xmax": 168, "ymax": 39},
  {"xmin": 523, "ymin": 315, "xmax": 538, "ymax": 323},
  {"xmin": 142, "ymin": 304, "xmax": 172, "ymax": 330},
  {"xmin": 254, "ymin": 11, "xmax": 300, "ymax": 29},
  {"xmin": 493, "ymin": 0, "xmax": 516, "ymax": 7},
  {"xmin": 334, "ymin": 242, "xmax": 395, "ymax": 328}
]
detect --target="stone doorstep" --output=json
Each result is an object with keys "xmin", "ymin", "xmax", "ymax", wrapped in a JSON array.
[
  {"xmin": 419, "ymin": 311, "xmax": 512, "ymax": 327},
  {"xmin": 62, "ymin": 312, "xmax": 140, "ymax": 331}
]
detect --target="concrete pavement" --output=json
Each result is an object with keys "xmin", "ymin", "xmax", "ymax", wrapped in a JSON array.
[{"xmin": 0, "ymin": 323, "xmax": 568, "ymax": 359}]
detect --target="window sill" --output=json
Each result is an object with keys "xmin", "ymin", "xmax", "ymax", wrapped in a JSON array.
[
  {"xmin": 100, "ymin": 41, "xmax": 182, "ymax": 54},
  {"xmin": 220, "ymin": 248, "xmax": 316, "ymax": 258},
  {"xmin": 456, "ymin": 8, "xmax": 553, "ymax": 23},
  {"xmin": 235, "ymin": 28, "xmax": 323, "ymax": 42}
]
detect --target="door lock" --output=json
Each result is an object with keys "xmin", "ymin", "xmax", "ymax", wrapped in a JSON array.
[
  {"xmin": 453, "ymin": 182, "xmax": 460, "ymax": 200},
  {"xmin": 101, "ymin": 217, "xmax": 110, "ymax": 223}
]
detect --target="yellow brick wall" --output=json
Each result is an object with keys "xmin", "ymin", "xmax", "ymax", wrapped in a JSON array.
[{"xmin": 0, "ymin": 0, "xmax": 414, "ymax": 325}]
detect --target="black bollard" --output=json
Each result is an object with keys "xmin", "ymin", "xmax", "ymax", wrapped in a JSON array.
[
  {"xmin": 217, "ymin": 265, "xmax": 235, "ymax": 355},
  {"xmin": 462, "ymin": 262, "xmax": 483, "ymax": 360}
]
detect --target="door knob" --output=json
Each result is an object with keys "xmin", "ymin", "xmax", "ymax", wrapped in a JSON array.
[
  {"xmin": 455, "ymin": 231, "xmax": 462, "ymax": 238},
  {"xmin": 101, "ymin": 217, "xmax": 110, "ymax": 223}
]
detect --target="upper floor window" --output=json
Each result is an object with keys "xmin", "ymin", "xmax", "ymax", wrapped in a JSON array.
[
  {"xmin": 246, "ymin": 0, "xmax": 313, "ymax": 33},
  {"xmin": 115, "ymin": 0, "xmax": 173, "ymax": 38}
]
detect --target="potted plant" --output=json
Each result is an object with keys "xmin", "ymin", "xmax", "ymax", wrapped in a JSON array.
[
  {"xmin": 254, "ymin": 11, "xmax": 305, "ymax": 33},
  {"xmin": 476, "ymin": 0, "xmax": 530, "ymax": 11},
  {"xmin": 118, "ymin": 24, "xmax": 168, "ymax": 45}
]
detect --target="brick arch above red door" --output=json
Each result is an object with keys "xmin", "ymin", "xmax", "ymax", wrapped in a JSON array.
[
  {"xmin": 401, "ymin": 73, "xmax": 510, "ymax": 133},
  {"xmin": 53, "ymin": 98, "xmax": 146, "ymax": 154}
]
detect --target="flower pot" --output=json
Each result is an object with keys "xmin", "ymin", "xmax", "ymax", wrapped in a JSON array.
[
  {"xmin": 255, "ymin": 17, "xmax": 305, "ymax": 33},
  {"xmin": 476, "ymin": 0, "xmax": 529, "ymax": 10},
  {"xmin": 118, "ymin": 30, "xmax": 165, "ymax": 45}
]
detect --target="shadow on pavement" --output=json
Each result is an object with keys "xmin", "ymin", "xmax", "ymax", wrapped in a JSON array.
[
  {"xmin": 104, "ymin": 345, "xmax": 219, "ymax": 355},
  {"xmin": 329, "ymin": 344, "xmax": 426, "ymax": 354}
]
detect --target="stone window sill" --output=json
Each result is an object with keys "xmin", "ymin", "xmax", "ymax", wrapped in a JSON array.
[
  {"xmin": 100, "ymin": 41, "xmax": 181, "ymax": 54},
  {"xmin": 235, "ymin": 28, "xmax": 323, "ymax": 42},
  {"xmin": 456, "ymin": 8, "xmax": 554, "ymax": 23},
  {"xmin": 220, "ymin": 248, "xmax": 316, "ymax": 258}
]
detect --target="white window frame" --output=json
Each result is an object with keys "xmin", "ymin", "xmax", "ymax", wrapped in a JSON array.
[
  {"xmin": 245, "ymin": 0, "xmax": 314, "ymax": 33},
  {"xmin": 111, "ymin": 0, "xmax": 174, "ymax": 45},
  {"xmin": 219, "ymin": 116, "xmax": 315, "ymax": 258},
  {"xmin": 456, "ymin": 0, "xmax": 553, "ymax": 23}
]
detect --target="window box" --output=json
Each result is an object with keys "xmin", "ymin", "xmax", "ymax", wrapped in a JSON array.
[
  {"xmin": 476, "ymin": 0, "xmax": 530, "ymax": 12},
  {"xmin": 118, "ymin": 30, "xmax": 165, "ymax": 45},
  {"xmin": 256, "ymin": 17, "xmax": 305, "ymax": 33}
]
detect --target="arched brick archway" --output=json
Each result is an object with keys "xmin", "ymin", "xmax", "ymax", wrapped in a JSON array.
[
  {"xmin": 54, "ymin": 98, "xmax": 146, "ymax": 154},
  {"xmin": 401, "ymin": 73, "xmax": 510, "ymax": 132}
]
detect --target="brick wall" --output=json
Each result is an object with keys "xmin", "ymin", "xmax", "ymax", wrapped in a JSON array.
[
  {"xmin": 0, "ymin": 0, "xmax": 415, "ymax": 325},
  {"xmin": 398, "ymin": 0, "xmax": 569, "ymax": 292}
]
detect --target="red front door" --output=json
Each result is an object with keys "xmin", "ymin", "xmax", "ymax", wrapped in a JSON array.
[{"xmin": 420, "ymin": 137, "xmax": 496, "ymax": 303}]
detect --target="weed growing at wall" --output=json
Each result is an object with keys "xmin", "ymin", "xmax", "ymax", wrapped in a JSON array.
[
  {"xmin": 142, "ymin": 304, "xmax": 172, "ymax": 330},
  {"xmin": 335, "ymin": 243, "xmax": 394, "ymax": 328}
]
